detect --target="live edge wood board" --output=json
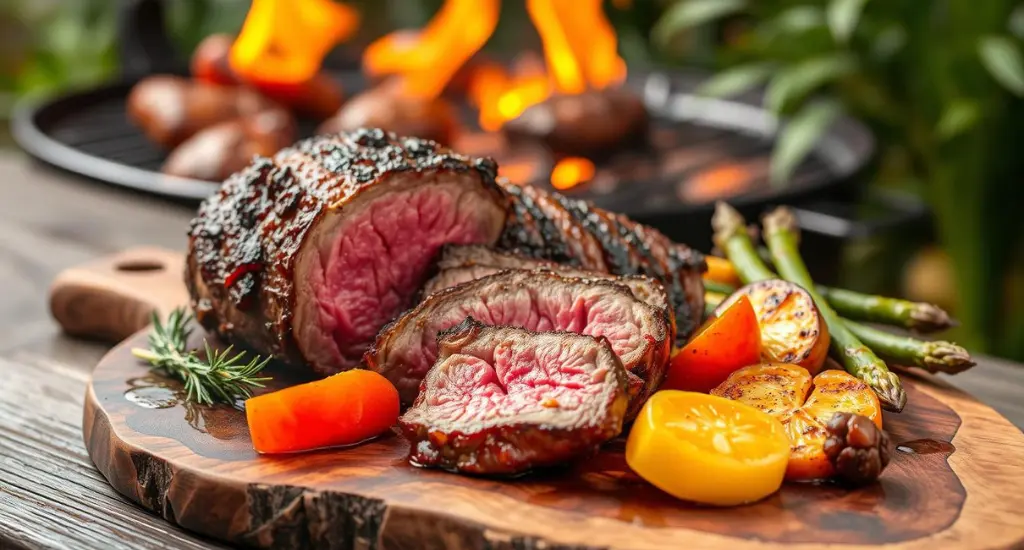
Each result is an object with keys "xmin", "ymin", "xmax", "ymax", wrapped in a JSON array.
[{"xmin": 61, "ymin": 249, "xmax": 1024, "ymax": 549}]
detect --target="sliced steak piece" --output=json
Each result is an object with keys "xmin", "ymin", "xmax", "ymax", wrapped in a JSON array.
[
  {"xmin": 496, "ymin": 183, "xmax": 705, "ymax": 344},
  {"xmin": 187, "ymin": 129, "xmax": 508, "ymax": 376},
  {"xmin": 422, "ymin": 246, "xmax": 674, "ymax": 338},
  {"xmin": 367, "ymin": 270, "xmax": 670, "ymax": 418},
  {"xmin": 401, "ymin": 318, "xmax": 628, "ymax": 475}
]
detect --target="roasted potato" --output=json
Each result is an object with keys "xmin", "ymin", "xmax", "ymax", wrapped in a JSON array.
[
  {"xmin": 712, "ymin": 363, "xmax": 882, "ymax": 481},
  {"xmin": 715, "ymin": 279, "xmax": 830, "ymax": 375}
]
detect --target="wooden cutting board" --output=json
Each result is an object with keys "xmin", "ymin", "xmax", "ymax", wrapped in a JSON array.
[{"xmin": 55, "ymin": 248, "xmax": 1024, "ymax": 549}]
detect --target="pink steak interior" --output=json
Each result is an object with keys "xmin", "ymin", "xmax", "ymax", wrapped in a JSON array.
[{"xmin": 294, "ymin": 174, "xmax": 505, "ymax": 374}]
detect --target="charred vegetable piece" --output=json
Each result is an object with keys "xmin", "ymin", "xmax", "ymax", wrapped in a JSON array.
[
  {"xmin": 663, "ymin": 295, "xmax": 761, "ymax": 393},
  {"xmin": 715, "ymin": 280, "xmax": 829, "ymax": 375},
  {"xmin": 712, "ymin": 363, "xmax": 882, "ymax": 481},
  {"xmin": 761, "ymin": 207, "xmax": 907, "ymax": 412},
  {"xmin": 245, "ymin": 370, "xmax": 400, "ymax": 454},
  {"xmin": 626, "ymin": 391, "xmax": 790, "ymax": 506},
  {"xmin": 823, "ymin": 412, "xmax": 894, "ymax": 486}
]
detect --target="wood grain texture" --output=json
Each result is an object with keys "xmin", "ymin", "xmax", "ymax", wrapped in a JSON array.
[
  {"xmin": 82, "ymin": 326, "xmax": 1024, "ymax": 550},
  {"xmin": 50, "ymin": 247, "xmax": 189, "ymax": 342}
]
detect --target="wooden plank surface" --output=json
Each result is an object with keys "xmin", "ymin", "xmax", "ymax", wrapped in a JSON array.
[{"xmin": 1, "ymin": 151, "xmax": 1023, "ymax": 549}]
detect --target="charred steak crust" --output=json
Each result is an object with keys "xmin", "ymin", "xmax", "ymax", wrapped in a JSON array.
[
  {"xmin": 498, "ymin": 181, "xmax": 577, "ymax": 265},
  {"xmin": 519, "ymin": 184, "xmax": 608, "ymax": 272},
  {"xmin": 367, "ymin": 269, "xmax": 671, "ymax": 419},
  {"xmin": 553, "ymin": 194, "xmax": 642, "ymax": 276},
  {"xmin": 400, "ymin": 318, "xmax": 628, "ymax": 475},
  {"xmin": 187, "ymin": 128, "xmax": 507, "ymax": 366}
]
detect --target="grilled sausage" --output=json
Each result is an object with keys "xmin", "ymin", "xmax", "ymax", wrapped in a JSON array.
[
  {"xmin": 317, "ymin": 82, "xmax": 457, "ymax": 145},
  {"xmin": 162, "ymin": 108, "xmax": 296, "ymax": 181},
  {"xmin": 504, "ymin": 88, "xmax": 649, "ymax": 157},
  {"xmin": 127, "ymin": 75, "xmax": 279, "ymax": 149}
]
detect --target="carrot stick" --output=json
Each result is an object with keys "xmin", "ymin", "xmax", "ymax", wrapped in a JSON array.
[{"xmin": 246, "ymin": 369, "xmax": 400, "ymax": 454}]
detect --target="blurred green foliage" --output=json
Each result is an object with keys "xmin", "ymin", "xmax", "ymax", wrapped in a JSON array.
[{"xmin": 655, "ymin": 0, "xmax": 1024, "ymax": 358}]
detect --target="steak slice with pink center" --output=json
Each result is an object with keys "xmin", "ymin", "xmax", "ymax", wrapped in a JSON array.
[
  {"xmin": 366, "ymin": 269, "xmax": 671, "ymax": 418},
  {"xmin": 400, "ymin": 318, "xmax": 628, "ymax": 475}
]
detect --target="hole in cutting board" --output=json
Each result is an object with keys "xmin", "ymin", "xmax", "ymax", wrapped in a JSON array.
[{"xmin": 116, "ymin": 259, "xmax": 165, "ymax": 272}]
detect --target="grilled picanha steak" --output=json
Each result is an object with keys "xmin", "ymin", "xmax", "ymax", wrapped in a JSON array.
[
  {"xmin": 400, "ymin": 318, "xmax": 628, "ymax": 475},
  {"xmin": 187, "ymin": 129, "xmax": 508, "ymax": 376},
  {"xmin": 366, "ymin": 270, "xmax": 671, "ymax": 418},
  {"xmin": 497, "ymin": 180, "xmax": 705, "ymax": 342},
  {"xmin": 421, "ymin": 245, "xmax": 675, "ymax": 339}
]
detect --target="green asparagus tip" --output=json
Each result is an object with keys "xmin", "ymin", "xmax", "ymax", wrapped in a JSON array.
[
  {"xmin": 873, "ymin": 370, "xmax": 908, "ymax": 412},
  {"xmin": 762, "ymin": 206, "xmax": 800, "ymax": 238},
  {"xmin": 711, "ymin": 202, "xmax": 748, "ymax": 250},
  {"xmin": 909, "ymin": 303, "xmax": 956, "ymax": 333},
  {"xmin": 922, "ymin": 341, "xmax": 976, "ymax": 374}
]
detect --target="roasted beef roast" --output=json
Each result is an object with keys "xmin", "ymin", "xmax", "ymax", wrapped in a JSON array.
[
  {"xmin": 400, "ymin": 318, "xmax": 628, "ymax": 475},
  {"xmin": 366, "ymin": 269, "xmax": 671, "ymax": 418},
  {"xmin": 187, "ymin": 129, "xmax": 508, "ymax": 375}
]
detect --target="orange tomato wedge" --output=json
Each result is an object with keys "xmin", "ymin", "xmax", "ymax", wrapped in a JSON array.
[
  {"xmin": 711, "ymin": 364, "xmax": 881, "ymax": 481},
  {"xmin": 663, "ymin": 295, "xmax": 761, "ymax": 393},
  {"xmin": 626, "ymin": 391, "xmax": 791, "ymax": 506},
  {"xmin": 246, "ymin": 369, "xmax": 400, "ymax": 454}
]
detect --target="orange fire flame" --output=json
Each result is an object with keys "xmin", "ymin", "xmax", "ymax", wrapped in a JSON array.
[
  {"xmin": 364, "ymin": 0, "xmax": 500, "ymax": 100},
  {"xmin": 551, "ymin": 157, "xmax": 596, "ymax": 190},
  {"xmin": 367, "ymin": 0, "xmax": 626, "ymax": 132},
  {"xmin": 230, "ymin": 0, "xmax": 359, "ymax": 84}
]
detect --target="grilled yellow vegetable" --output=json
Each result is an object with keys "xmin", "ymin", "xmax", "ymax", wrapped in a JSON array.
[{"xmin": 715, "ymin": 280, "xmax": 829, "ymax": 375}]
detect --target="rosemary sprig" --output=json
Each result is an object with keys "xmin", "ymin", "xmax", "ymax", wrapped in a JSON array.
[{"xmin": 131, "ymin": 308, "xmax": 272, "ymax": 406}]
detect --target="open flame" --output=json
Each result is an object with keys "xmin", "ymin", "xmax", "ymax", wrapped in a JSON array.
[
  {"xmin": 230, "ymin": 0, "xmax": 359, "ymax": 85},
  {"xmin": 367, "ymin": 0, "xmax": 626, "ymax": 130},
  {"xmin": 364, "ymin": 0, "xmax": 500, "ymax": 100}
]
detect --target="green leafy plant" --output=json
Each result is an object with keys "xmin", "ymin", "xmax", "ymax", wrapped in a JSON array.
[{"xmin": 656, "ymin": 0, "xmax": 1024, "ymax": 357}]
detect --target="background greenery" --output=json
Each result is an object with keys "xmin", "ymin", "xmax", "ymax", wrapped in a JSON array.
[{"xmin": 1, "ymin": 0, "xmax": 1021, "ymax": 359}]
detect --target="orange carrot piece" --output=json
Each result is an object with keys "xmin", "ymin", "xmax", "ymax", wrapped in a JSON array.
[
  {"xmin": 704, "ymin": 255, "xmax": 742, "ymax": 287},
  {"xmin": 246, "ymin": 369, "xmax": 400, "ymax": 454}
]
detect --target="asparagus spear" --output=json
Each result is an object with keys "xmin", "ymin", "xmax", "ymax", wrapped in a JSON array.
[
  {"xmin": 817, "ymin": 286, "xmax": 954, "ymax": 333},
  {"xmin": 844, "ymin": 322, "xmax": 975, "ymax": 374},
  {"xmin": 761, "ymin": 207, "xmax": 907, "ymax": 412}
]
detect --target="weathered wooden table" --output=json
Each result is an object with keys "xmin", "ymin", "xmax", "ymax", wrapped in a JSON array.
[{"xmin": 1, "ymin": 151, "xmax": 1022, "ymax": 549}]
